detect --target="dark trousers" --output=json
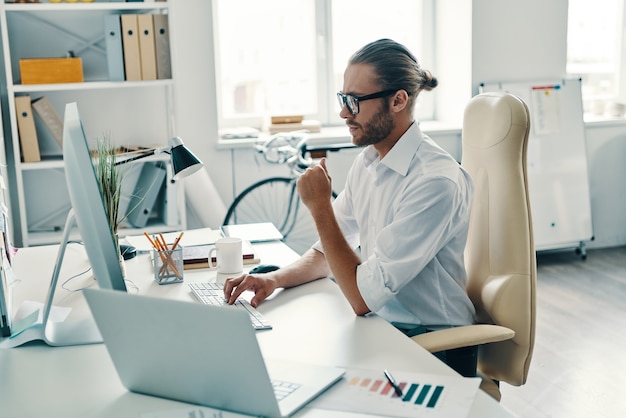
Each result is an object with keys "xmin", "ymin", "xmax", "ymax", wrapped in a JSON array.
[{"xmin": 396, "ymin": 324, "xmax": 478, "ymax": 378}]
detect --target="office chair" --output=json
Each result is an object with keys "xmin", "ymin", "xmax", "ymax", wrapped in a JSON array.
[{"xmin": 411, "ymin": 92, "xmax": 536, "ymax": 401}]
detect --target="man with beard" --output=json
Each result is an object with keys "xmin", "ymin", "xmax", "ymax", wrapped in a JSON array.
[{"xmin": 224, "ymin": 39, "xmax": 477, "ymax": 376}]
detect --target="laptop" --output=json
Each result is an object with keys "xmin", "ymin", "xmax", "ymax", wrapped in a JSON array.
[{"xmin": 83, "ymin": 288, "xmax": 344, "ymax": 418}]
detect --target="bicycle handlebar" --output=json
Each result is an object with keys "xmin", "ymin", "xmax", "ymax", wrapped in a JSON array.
[{"xmin": 255, "ymin": 131, "xmax": 357, "ymax": 172}]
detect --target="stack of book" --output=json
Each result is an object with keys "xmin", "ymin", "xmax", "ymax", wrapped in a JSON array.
[
  {"xmin": 267, "ymin": 115, "xmax": 321, "ymax": 134},
  {"xmin": 182, "ymin": 241, "xmax": 259, "ymax": 270}
]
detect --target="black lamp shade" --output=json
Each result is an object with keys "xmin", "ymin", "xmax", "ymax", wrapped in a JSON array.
[
  {"xmin": 115, "ymin": 136, "xmax": 203, "ymax": 180},
  {"xmin": 170, "ymin": 139, "xmax": 203, "ymax": 180}
]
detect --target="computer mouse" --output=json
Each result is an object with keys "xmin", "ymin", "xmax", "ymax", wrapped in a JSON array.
[
  {"xmin": 249, "ymin": 264, "xmax": 280, "ymax": 274},
  {"xmin": 120, "ymin": 244, "xmax": 137, "ymax": 260}
]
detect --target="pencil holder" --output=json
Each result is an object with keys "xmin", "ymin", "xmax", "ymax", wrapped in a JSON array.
[{"xmin": 153, "ymin": 247, "xmax": 184, "ymax": 285}]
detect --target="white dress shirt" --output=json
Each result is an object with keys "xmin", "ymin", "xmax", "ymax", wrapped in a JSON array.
[{"xmin": 313, "ymin": 122, "xmax": 476, "ymax": 328}]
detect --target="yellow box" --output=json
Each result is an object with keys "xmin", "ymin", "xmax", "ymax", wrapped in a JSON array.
[{"xmin": 19, "ymin": 58, "xmax": 84, "ymax": 85}]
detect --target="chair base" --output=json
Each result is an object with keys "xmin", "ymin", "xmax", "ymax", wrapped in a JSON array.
[{"xmin": 478, "ymin": 371, "xmax": 501, "ymax": 401}]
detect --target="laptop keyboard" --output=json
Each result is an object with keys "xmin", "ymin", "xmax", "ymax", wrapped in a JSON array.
[
  {"xmin": 272, "ymin": 379, "xmax": 301, "ymax": 401},
  {"xmin": 188, "ymin": 282, "xmax": 272, "ymax": 330}
]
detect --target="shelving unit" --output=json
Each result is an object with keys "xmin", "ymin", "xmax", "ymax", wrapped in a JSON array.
[{"xmin": 0, "ymin": 1, "xmax": 185, "ymax": 247}]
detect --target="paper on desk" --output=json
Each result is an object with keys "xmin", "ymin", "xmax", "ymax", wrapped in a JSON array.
[
  {"xmin": 140, "ymin": 406, "xmax": 258, "ymax": 418},
  {"xmin": 124, "ymin": 228, "xmax": 224, "ymax": 252},
  {"xmin": 308, "ymin": 367, "xmax": 481, "ymax": 418},
  {"xmin": 15, "ymin": 300, "xmax": 71, "ymax": 323},
  {"xmin": 9, "ymin": 300, "xmax": 71, "ymax": 337}
]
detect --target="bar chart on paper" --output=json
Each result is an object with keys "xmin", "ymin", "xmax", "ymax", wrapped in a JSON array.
[{"xmin": 310, "ymin": 368, "xmax": 481, "ymax": 417}]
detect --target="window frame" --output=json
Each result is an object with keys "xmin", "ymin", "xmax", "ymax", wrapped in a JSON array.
[
  {"xmin": 212, "ymin": 0, "xmax": 436, "ymax": 130},
  {"xmin": 566, "ymin": 0, "xmax": 626, "ymax": 112}
]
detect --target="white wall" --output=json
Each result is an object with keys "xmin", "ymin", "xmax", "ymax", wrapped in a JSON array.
[
  {"xmin": 169, "ymin": 1, "xmax": 231, "ymax": 227},
  {"xmin": 171, "ymin": 0, "xmax": 626, "ymax": 249}
]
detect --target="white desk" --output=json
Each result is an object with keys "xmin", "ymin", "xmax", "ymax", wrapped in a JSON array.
[{"xmin": 0, "ymin": 239, "xmax": 513, "ymax": 418}]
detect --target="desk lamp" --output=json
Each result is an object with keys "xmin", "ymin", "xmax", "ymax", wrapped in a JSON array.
[
  {"xmin": 115, "ymin": 137, "xmax": 203, "ymax": 257},
  {"xmin": 115, "ymin": 136, "xmax": 204, "ymax": 181}
]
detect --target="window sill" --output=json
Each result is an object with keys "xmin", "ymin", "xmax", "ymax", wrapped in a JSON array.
[
  {"xmin": 583, "ymin": 114, "xmax": 626, "ymax": 128},
  {"xmin": 216, "ymin": 120, "xmax": 463, "ymax": 150}
]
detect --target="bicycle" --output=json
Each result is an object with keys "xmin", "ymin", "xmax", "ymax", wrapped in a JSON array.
[{"xmin": 222, "ymin": 132, "xmax": 356, "ymax": 255}]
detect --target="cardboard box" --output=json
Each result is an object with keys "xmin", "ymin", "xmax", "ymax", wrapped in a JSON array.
[{"xmin": 19, "ymin": 58, "xmax": 84, "ymax": 85}]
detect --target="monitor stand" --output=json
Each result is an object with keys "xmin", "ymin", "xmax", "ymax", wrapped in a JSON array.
[{"xmin": 0, "ymin": 209, "xmax": 102, "ymax": 348}]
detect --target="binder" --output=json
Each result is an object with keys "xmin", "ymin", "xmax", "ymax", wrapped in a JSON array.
[
  {"xmin": 31, "ymin": 96, "xmax": 63, "ymax": 148},
  {"xmin": 104, "ymin": 14, "xmax": 125, "ymax": 82},
  {"xmin": 137, "ymin": 14, "xmax": 157, "ymax": 80},
  {"xmin": 120, "ymin": 14, "xmax": 142, "ymax": 81},
  {"xmin": 152, "ymin": 13, "xmax": 172, "ymax": 79},
  {"xmin": 126, "ymin": 162, "xmax": 166, "ymax": 228},
  {"xmin": 14, "ymin": 95, "xmax": 41, "ymax": 163}
]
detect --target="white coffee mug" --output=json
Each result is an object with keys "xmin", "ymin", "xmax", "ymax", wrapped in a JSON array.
[{"xmin": 208, "ymin": 237, "xmax": 243, "ymax": 274}]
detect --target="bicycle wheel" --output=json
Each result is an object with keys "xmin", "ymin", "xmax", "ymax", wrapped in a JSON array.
[{"xmin": 223, "ymin": 177, "xmax": 328, "ymax": 255}]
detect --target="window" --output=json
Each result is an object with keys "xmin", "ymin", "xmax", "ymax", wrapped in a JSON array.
[
  {"xmin": 567, "ymin": 0, "xmax": 626, "ymax": 114},
  {"xmin": 213, "ymin": 0, "xmax": 433, "ymax": 130}
]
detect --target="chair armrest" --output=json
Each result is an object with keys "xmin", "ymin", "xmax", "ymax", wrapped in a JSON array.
[{"xmin": 410, "ymin": 324, "xmax": 515, "ymax": 353}]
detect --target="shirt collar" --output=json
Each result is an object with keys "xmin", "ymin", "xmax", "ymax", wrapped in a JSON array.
[{"xmin": 363, "ymin": 122, "xmax": 423, "ymax": 176}]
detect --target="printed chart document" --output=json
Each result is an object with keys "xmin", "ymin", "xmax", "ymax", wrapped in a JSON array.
[{"xmin": 308, "ymin": 367, "xmax": 481, "ymax": 418}]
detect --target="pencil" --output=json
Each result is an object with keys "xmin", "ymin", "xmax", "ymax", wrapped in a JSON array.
[
  {"xmin": 171, "ymin": 232, "xmax": 184, "ymax": 249},
  {"xmin": 145, "ymin": 232, "xmax": 182, "ymax": 280},
  {"xmin": 143, "ymin": 232, "xmax": 160, "ymax": 250},
  {"xmin": 158, "ymin": 232, "xmax": 184, "ymax": 277}
]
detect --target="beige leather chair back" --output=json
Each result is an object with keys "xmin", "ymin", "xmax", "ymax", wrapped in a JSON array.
[{"xmin": 462, "ymin": 92, "xmax": 536, "ymax": 385}]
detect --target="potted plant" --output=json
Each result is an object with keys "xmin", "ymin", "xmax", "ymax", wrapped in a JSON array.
[
  {"xmin": 93, "ymin": 135, "xmax": 124, "ymax": 255},
  {"xmin": 93, "ymin": 137, "xmax": 159, "ymax": 265}
]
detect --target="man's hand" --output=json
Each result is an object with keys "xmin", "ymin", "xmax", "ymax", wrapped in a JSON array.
[
  {"xmin": 297, "ymin": 158, "xmax": 333, "ymax": 212},
  {"xmin": 223, "ymin": 272, "xmax": 279, "ymax": 308}
]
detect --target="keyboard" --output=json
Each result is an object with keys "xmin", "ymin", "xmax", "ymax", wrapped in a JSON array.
[
  {"xmin": 188, "ymin": 282, "xmax": 272, "ymax": 330},
  {"xmin": 272, "ymin": 379, "xmax": 301, "ymax": 401}
]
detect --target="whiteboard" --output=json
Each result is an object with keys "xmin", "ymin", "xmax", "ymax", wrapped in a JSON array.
[{"xmin": 480, "ymin": 78, "xmax": 593, "ymax": 252}]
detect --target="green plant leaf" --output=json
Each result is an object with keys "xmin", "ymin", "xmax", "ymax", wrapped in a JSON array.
[{"xmin": 94, "ymin": 133, "xmax": 123, "ymax": 237}]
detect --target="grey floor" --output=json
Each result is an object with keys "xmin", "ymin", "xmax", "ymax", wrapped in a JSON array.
[{"xmin": 498, "ymin": 246, "xmax": 626, "ymax": 418}]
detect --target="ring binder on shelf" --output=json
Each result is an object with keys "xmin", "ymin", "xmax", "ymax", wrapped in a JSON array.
[
  {"xmin": 121, "ymin": 14, "xmax": 142, "ymax": 81},
  {"xmin": 137, "ymin": 13, "xmax": 157, "ymax": 80},
  {"xmin": 104, "ymin": 14, "xmax": 125, "ymax": 82},
  {"xmin": 14, "ymin": 95, "xmax": 41, "ymax": 163}
]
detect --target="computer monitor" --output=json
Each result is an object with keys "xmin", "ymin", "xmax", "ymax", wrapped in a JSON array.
[
  {"xmin": 0, "ymin": 102, "xmax": 126, "ymax": 348},
  {"xmin": 63, "ymin": 102, "xmax": 127, "ymax": 292}
]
